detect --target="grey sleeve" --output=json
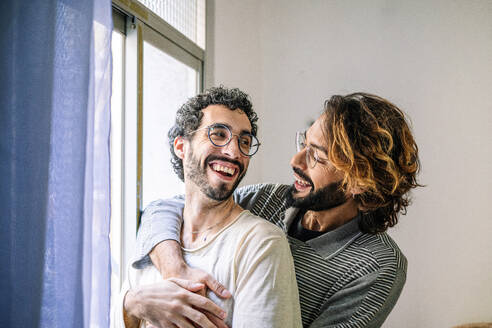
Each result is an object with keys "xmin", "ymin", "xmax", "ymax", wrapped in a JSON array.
[
  {"xmin": 233, "ymin": 184, "xmax": 261, "ymax": 210},
  {"xmin": 308, "ymin": 267, "xmax": 406, "ymax": 328},
  {"xmin": 132, "ymin": 197, "xmax": 185, "ymax": 269}
]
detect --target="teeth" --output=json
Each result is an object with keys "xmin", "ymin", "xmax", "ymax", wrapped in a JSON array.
[
  {"xmin": 212, "ymin": 164, "xmax": 235, "ymax": 176},
  {"xmin": 296, "ymin": 177, "xmax": 310, "ymax": 187}
]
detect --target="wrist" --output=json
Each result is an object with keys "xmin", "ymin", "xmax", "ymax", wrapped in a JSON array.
[
  {"xmin": 167, "ymin": 260, "xmax": 188, "ymax": 277},
  {"xmin": 123, "ymin": 288, "xmax": 141, "ymax": 318}
]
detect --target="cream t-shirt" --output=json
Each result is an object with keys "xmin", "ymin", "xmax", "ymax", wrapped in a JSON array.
[{"xmin": 112, "ymin": 210, "xmax": 302, "ymax": 328}]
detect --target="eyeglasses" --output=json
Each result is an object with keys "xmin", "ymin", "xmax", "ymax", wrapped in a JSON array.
[
  {"xmin": 188, "ymin": 123, "xmax": 260, "ymax": 157},
  {"xmin": 296, "ymin": 130, "xmax": 329, "ymax": 168}
]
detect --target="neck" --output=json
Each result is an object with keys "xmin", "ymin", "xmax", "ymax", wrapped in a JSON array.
[
  {"xmin": 302, "ymin": 198, "xmax": 359, "ymax": 232},
  {"xmin": 181, "ymin": 185, "xmax": 241, "ymax": 247}
]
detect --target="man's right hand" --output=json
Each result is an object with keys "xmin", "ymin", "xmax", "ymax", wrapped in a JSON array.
[
  {"xmin": 124, "ymin": 278, "xmax": 228, "ymax": 328},
  {"xmin": 150, "ymin": 241, "xmax": 232, "ymax": 299}
]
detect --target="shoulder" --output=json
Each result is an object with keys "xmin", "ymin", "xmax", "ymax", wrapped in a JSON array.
[
  {"xmin": 351, "ymin": 232, "xmax": 407, "ymax": 272},
  {"xmin": 234, "ymin": 210, "xmax": 287, "ymax": 241},
  {"xmin": 232, "ymin": 212, "xmax": 294, "ymax": 275}
]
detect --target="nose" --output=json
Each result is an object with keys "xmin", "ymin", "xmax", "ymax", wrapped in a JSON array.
[
  {"xmin": 222, "ymin": 136, "xmax": 242, "ymax": 159},
  {"xmin": 290, "ymin": 147, "xmax": 308, "ymax": 170}
]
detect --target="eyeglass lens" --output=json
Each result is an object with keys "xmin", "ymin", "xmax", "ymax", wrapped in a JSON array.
[
  {"xmin": 208, "ymin": 124, "xmax": 259, "ymax": 156},
  {"xmin": 296, "ymin": 131, "xmax": 317, "ymax": 168}
]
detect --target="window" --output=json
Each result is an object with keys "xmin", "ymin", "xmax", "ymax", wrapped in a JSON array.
[
  {"xmin": 109, "ymin": 0, "xmax": 205, "ymax": 303},
  {"xmin": 136, "ymin": 0, "xmax": 205, "ymax": 49}
]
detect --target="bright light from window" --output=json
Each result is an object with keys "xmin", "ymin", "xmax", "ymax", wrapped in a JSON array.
[
  {"xmin": 110, "ymin": 29, "xmax": 125, "ymax": 306},
  {"xmin": 142, "ymin": 41, "xmax": 197, "ymax": 208},
  {"xmin": 137, "ymin": 0, "xmax": 206, "ymax": 49}
]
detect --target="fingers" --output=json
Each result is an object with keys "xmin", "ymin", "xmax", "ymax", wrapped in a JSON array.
[
  {"xmin": 163, "ymin": 279, "xmax": 223, "ymax": 327},
  {"xmin": 168, "ymin": 277, "xmax": 228, "ymax": 320},
  {"xmin": 147, "ymin": 315, "xmax": 195, "ymax": 328},
  {"xmin": 176, "ymin": 305, "xmax": 217, "ymax": 328},
  {"xmin": 203, "ymin": 311, "xmax": 229, "ymax": 328},
  {"xmin": 169, "ymin": 278, "xmax": 205, "ymax": 293},
  {"xmin": 169, "ymin": 316, "xmax": 195, "ymax": 328},
  {"xmin": 202, "ymin": 274, "xmax": 231, "ymax": 299},
  {"xmin": 185, "ymin": 292, "xmax": 227, "ymax": 321},
  {"xmin": 145, "ymin": 318, "xmax": 184, "ymax": 328}
]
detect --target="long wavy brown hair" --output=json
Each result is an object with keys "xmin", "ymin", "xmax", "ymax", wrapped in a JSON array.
[{"xmin": 322, "ymin": 93, "xmax": 422, "ymax": 233}]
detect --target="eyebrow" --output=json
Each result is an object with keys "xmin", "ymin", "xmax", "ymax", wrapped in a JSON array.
[
  {"xmin": 309, "ymin": 142, "xmax": 328, "ymax": 156},
  {"xmin": 213, "ymin": 122, "xmax": 252, "ymax": 135}
]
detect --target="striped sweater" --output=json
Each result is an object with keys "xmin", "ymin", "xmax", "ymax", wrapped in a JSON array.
[{"xmin": 134, "ymin": 183, "xmax": 407, "ymax": 327}]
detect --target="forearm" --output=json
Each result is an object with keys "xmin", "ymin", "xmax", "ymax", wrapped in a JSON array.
[{"xmin": 149, "ymin": 239, "xmax": 187, "ymax": 279}]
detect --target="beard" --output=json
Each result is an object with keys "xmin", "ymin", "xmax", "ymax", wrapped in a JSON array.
[
  {"xmin": 286, "ymin": 168, "xmax": 348, "ymax": 211},
  {"xmin": 185, "ymin": 152, "xmax": 246, "ymax": 202}
]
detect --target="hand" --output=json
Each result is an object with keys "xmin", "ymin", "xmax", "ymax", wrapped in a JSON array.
[
  {"xmin": 150, "ymin": 241, "xmax": 232, "ymax": 299},
  {"xmin": 124, "ymin": 278, "xmax": 228, "ymax": 328}
]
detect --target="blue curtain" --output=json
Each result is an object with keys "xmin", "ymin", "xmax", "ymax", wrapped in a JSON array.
[{"xmin": 0, "ymin": 0, "xmax": 112, "ymax": 327}]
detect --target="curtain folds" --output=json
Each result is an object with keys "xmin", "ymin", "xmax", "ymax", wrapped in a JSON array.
[{"xmin": 0, "ymin": 0, "xmax": 112, "ymax": 327}]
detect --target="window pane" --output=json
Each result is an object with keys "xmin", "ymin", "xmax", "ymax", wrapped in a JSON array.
[
  {"xmin": 137, "ymin": 0, "xmax": 206, "ymax": 49},
  {"xmin": 142, "ymin": 41, "xmax": 197, "ymax": 208}
]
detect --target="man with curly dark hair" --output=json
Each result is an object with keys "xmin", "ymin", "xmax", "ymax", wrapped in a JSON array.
[
  {"xmin": 132, "ymin": 92, "xmax": 421, "ymax": 327},
  {"xmin": 114, "ymin": 86, "xmax": 302, "ymax": 328}
]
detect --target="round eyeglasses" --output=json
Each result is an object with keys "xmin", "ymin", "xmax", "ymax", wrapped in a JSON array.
[
  {"xmin": 296, "ymin": 130, "xmax": 329, "ymax": 168},
  {"xmin": 188, "ymin": 123, "xmax": 261, "ymax": 157}
]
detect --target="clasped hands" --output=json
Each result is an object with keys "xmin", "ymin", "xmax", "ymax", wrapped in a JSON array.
[{"xmin": 123, "ymin": 242, "xmax": 231, "ymax": 328}]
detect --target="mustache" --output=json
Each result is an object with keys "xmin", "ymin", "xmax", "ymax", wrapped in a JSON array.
[
  {"xmin": 293, "ymin": 167, "xmax": 313, "ymax": 186},
  {"xmin": 206, "ymin": 155, "xmax": 244, "ymax": 173}
]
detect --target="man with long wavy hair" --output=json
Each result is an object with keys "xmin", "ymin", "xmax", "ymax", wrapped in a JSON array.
[{"xmin": 133, "ymin": 92, "xmax": 421, "ymax": 327}]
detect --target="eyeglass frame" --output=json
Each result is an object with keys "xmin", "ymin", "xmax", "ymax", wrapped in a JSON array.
[
  {"xmin": 186, "ymin": 123, "xmax": 261, "ymax": 157},
  {"xmin": 295, "ymin": 130, "xmax": 329, "ymax": 168}
]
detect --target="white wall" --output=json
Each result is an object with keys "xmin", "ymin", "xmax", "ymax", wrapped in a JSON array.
[{"xmin": 206, "ymin": 0, "xmax": 492, "ymax": 327}]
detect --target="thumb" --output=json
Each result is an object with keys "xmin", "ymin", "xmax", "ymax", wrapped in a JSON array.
[{"xmin": 168, "ymin": 278, "xmax": 205, "ymax": 292}]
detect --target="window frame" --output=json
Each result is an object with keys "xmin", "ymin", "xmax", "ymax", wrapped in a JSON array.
[{"xmin": 110, "ymin": 0, "xmax": 205, "ymax": 289}]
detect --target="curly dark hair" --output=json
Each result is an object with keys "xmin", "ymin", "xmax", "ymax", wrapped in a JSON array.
[
  {"xmin": 168, "ymin": 86, "xmax": 258, "ymax": 181},
  {"xmin": 322, "ymin": 92, "xmax": 422, "ymax": 233}
]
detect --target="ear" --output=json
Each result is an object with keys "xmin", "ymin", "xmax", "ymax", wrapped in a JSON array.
[{"xmin": 173, "ymin": 136, "xmax": 186, "ymax": 160}]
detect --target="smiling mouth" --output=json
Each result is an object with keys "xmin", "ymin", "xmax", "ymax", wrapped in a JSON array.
[
  {"xmin": 294, "ymin": 176, "xmax": 313, "ymax": 192},
  {"xmin": 295, "ymin": 176, "xmax": 311, "ymax": 188},
  {"xmin": 210, "ymin": 163, "xmax": 237, "ymax": 178},
  {"xmin": 293, "ymin": 168, "xmax": 313, "ymax": 191}
]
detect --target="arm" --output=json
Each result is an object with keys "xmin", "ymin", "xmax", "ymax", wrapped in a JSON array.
[
  {"xmin": 308, "ymin": 266, "xmax": 406, "ymax": 328},
  {"xmin": 134, "ymin": 184, "xmax": 283, "ymax": 269},
  {"xmin": 231, "ymin": 224, "xmax": 302, "ymax": 328},
  {"xmin": 133, "ymin": 198, "xmax": 184, "ymax": 269}
]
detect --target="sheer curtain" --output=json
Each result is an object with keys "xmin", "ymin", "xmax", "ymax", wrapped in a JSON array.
[{"xmin": 0, "ymin": 0, "xmax": 112, "ymax": 327}]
